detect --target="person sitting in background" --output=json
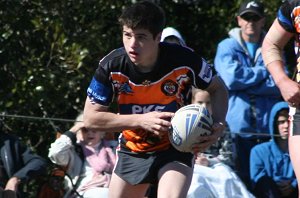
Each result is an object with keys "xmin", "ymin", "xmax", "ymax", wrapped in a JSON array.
[
  {"xmin": 0, "ymin": 131, "xmax": 47, "ymax": 198},
  {"xmin": 187, "ymin": 88, "xmax": 254, "ymax": 198},
  {"xmin": 250, "ymin": 101, "xmax": 298, "ymax": 198},
  {"xmin": 48, "ymin": 113, "xmax": 116, "ymax": 198},
  {"xmin": 192, "ymin": 88, "xmax": 212, "ymax": 112},
  {"xmin": 192, "ymin": 88, "xmax": 234, "ymax": 166}
]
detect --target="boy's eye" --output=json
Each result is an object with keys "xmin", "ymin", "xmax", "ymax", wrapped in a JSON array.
[
  {"xmin": 123, "ymin": 32, "xmax": 132, "ymax": 38},
  {"xmin": 277, "ymin": 120, "xmax": 288, "ymax": 125},
  {"xmin": 136, "ymin": 35, "xmax": 146, "ymax": 40}
]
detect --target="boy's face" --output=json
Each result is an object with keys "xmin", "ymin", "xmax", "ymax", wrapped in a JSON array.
[
  {"xmin": 122, "ymin": 25, "xmax": 161, "ymax": 69},
  {"xmin": 277, "ymin": 110, "xmax": 289, "ymax": 140},
  {"xmin": 192, "ymin": 91, "xmax": 212, "ymax": 114}
]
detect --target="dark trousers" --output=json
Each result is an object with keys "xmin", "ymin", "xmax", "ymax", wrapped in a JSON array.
[
  {"xmin": 253, "ymin": 176, "xmax": 298, "ymax": 198},
  {"xmin": 233, "ymin": 135, "xmax": 268, "ymax": 190},
  {"xmin": 145, "ymin": 184, "xmax": 157, "ymax": 198}
]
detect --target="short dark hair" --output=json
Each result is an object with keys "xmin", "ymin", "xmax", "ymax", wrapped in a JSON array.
[{"xmin": 118, "ymin": 1, "xmax": 165, "ymax": 38}]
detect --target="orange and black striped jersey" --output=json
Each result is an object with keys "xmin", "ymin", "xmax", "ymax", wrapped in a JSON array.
[{"xmin": 87, "ymin": 42, "xmax": 215, "ymax": 153}]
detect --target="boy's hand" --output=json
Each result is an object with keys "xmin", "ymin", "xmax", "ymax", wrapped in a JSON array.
[
  {"xmin": 192, "ymin": 122, "xmax": 225, "ymax": 153},
  {"xmin": 138, "ymin": 111, "xmax": 174, "ymax": 137}
]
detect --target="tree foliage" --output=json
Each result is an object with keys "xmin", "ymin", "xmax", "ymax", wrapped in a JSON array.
[{"xmin": 0, "ymin": 0, "xmax": 286, "ymax": 189}]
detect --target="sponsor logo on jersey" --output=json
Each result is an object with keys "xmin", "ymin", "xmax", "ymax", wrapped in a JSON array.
[
  {"xmin": 132, "ymin": 105, "xmax": 165, "ymax": 113},
  {"xmin": 142, "ymin": 80, "xmax": 151, "ymax": 86},
  {"xmin": 87, "ymin": 78, "xmax": 111, "ymax": 104},
  {"xmin": 161, "ymin": 80, "xmax": 178, "ymax": 96},
  {"xmin": 199, "ymin": 59, "xmax": 212, "ymax": 83},
  {"xmin": 176, "ymin": 73, "xmax": 189, "ymax": 83},
  {"xmin": 87, "ymin": 87, "xmax": 108, "ymax": 102},
  {"xmin": 112, "ymin": 80, "xmax": 133, "ymax": 95},
  {"xmin": 119, "ymin": 82, "xmax": 133, "ymax": 94}
]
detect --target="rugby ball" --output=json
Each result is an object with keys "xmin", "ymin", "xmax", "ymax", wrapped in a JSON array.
[{"xmin": 169, "ymin": 104, "xmax": 213, "ymax": 153}]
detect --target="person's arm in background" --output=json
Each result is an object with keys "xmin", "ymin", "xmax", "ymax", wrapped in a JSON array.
[
  {"xmin": 245, "ymin": 74, "xmax": 282, "ymax": 96},
  {"xmin": 249, "ymin": 146, "xmax": 268, "ymax": 187},
  {"xmin": 5, "ymin": 138, "xmax": 47, "ymax": 192},
  {"xmin": 214, "ymin": 39, "xmax": 269, "ymax": 91},
  {"xmin": 48, "ymin": 122, "xmax": 83, "ymax": 167},
  {"xmin": 262, "ymin": 18, "xmax": 300, "ymax": 194},
  {"xmin": 262, "ymin": 19, "xmax": 300, "ymax": 105}
]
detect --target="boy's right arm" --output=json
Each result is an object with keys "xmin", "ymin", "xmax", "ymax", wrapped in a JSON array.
[{"xmin": 83, "ymin": 97, "xmax": 174, "ymax": 136}]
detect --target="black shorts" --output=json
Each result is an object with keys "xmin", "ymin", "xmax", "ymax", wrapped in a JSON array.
[
  {"xmin": 289, "ymin": 107, "xmax": 300, "ymax": 136},
  {"xmin": 114, "ymin": 146, "xmax": 194, "ymax": 185}
]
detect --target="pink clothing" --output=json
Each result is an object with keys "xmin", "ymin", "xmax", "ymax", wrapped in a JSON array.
[{"xmin": 77, "ymin": 141, "xmax": 116, "ymax": 192}]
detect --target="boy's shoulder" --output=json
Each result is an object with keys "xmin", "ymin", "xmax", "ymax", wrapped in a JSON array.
[
  {"xmin": 159, "ymin": 42, "xmax": 200, "ymax": 63},
  {"xmin": 100, "ymin": 47, "xmax": 127, "ymax": 65},
  {"xmin": 160, "ymin": 42, "xmax": 194, "ymax": 54}
]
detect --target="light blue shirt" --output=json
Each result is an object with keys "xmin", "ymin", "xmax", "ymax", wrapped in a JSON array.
[{"xmin": 245, "ymin": 42, "xmax": 259, "ymax": 60}]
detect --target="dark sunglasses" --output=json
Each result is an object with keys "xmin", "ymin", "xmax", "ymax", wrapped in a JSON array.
[{"xmin": 241, "ymin": 14, "xmax": 262, "ymax": 22}]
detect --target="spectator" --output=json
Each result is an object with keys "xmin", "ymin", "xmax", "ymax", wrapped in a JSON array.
[
  {"xmin": 160, "ymin": 26, "xmax": 186, "ymax": 46},
  {"xmin": 83, "ymin": 1, "xmax": 228, "ymax": 197},
  {"xmin": 0, "ymin": 132, "xmax": 47, "ymax": 198},
  {"xmin": 191, "ymin": 88, "xmax": 234, "ymax": 166},
  {"xmin": 250, "ymin": 101, "xmax": 298, "ymax": 197},
  {"xmin": 188, "ymin": 88, "xmax": 254, "ymax": 198},
  {"xmin": 191, "ymin": 88, "xmax": 212, "ymax": 113},
  {"xmin": 261, "ymin": 0, "xmax": 300, "ymax": 194},
  {"xmin": 214, "ymin": 0, "xmax": 284, "ymax": 187},
  {"xmin": 48, "ymin": 113, "xmax": 116, "ymax": 197}
]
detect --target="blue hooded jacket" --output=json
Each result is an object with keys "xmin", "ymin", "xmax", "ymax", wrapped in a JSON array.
[
  {"xmin": 214, "ymin": 28, "xmax": 283, "ymax": 137},
  {"xmin": 249, "ymin": 102, "xmax": 297, "ymax": 188}
]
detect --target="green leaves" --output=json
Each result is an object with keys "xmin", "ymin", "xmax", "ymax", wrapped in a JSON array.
[{"xmin": 0, "ymin": 0, "xmax": 281, "ymax": 155}]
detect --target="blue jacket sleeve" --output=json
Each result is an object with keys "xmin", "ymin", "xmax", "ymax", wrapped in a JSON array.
[
  {"xmin": 245, "ymin": 75, "xmax": 281, "ymax": 96},
  {"xmin": 12, "ymin": 139, "xmax": 48, "ymax": 182},
  {"xmin": 291, "ymin": 178, "xmax": 298, "ymax": 188},
  {"xmin": 250, "ymin": 145, "xmax": 267, "ymax": 184},
  {"xmin": 214, "ymin": 39, "xmax": 268, "ymax": 91}
]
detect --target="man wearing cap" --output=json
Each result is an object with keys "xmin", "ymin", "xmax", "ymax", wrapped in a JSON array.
[{"xmin": 214, "ymin": 0, "xmax": 286, "ymax": 190}]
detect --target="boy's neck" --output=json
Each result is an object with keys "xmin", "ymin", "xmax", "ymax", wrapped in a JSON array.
[
  {"xmin": 136, "ymin": 48, "xmax": 159, "ymax": 73},
  {"xmin": 277, "ymin": 139, "xmax": 288, "ymax": 152}
]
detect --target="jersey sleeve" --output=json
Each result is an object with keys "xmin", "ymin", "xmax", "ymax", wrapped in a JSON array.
[
  {"xmin": 87, "ymin": 61, "xmax": 114, "ymax": 106},
  {"xmin": 277, "ymin": 1, "xmax": 297, "ymax": 33},
  {"xmin": 194, "ymin": 58, "xmax": 215, "ymax": 90}
]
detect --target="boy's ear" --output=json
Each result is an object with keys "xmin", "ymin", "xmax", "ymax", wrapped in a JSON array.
[{"xmin": 156, "ymin": 32, "xmax": 162, "ymax": 42}]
